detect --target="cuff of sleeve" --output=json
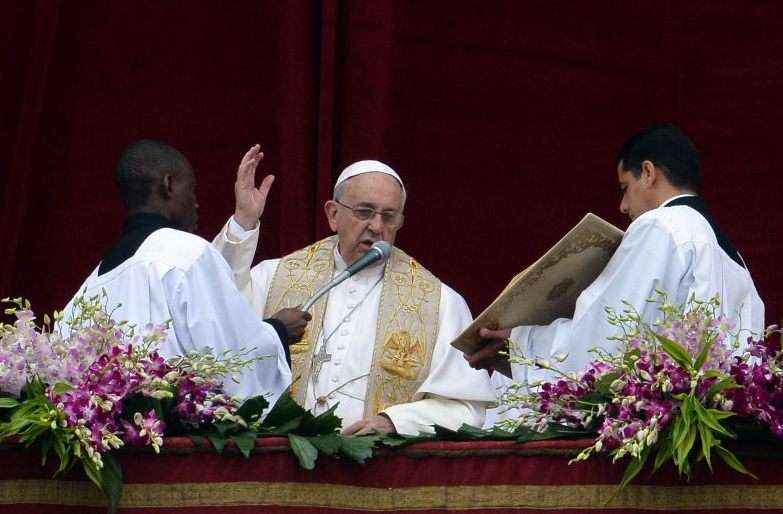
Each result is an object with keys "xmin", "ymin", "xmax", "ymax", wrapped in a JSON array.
[
  {"xmin": 264, "ymin": 318, "xmax": 291, "ymax": 367},
  {"xmin": 381, "ymin": 404, "xmax": 428, "ymax": 436},
  {"xmin": 509, "ymin": 326, "xmax": 531, "ymax": 354},
  {"xmin": 227, "ymin": 215, "xmax": 260, "ymax": 242}
]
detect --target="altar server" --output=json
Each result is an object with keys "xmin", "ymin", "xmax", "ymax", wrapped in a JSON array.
[
  {"xmin": 63, "ymin": 140, "xmax": 308, "ymax": 405},
  {"xmin": 466, "ymin": 124, "xmax": 765, "ymax": 386},
  {"xmin": 213, "ymin": 149, "xmax": 496, "ymax": 435}
]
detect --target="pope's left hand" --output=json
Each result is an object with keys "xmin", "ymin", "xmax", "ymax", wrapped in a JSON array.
[{"xmin": 341, "ymin": 414, "xmax": 396, "ymax": 435}]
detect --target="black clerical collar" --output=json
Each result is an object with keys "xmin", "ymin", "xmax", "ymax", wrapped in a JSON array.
[
  {"xmin": 663, "ymin": 195, "xmax": 745, "ymax": 268},
  {"xmin": 98, "ymin": 212, "xmax": 179, "ymax": 275}
]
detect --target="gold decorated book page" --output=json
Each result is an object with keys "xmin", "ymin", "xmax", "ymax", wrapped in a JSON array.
[{"xmin": 451, "ymin": 213, "xmax": 623, "ymax": 377}]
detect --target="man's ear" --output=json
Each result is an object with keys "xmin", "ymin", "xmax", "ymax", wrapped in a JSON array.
[
  {"xmin": 640, "ymin": 160, "xmax": 657, "ymax": 187},
  {"xmin": 161, "ymin": 174, "xmax": 174, "ymax": 199},
  {"xmin": 324, "ymin": 200, "xmax": 339, "ymax": 232}
]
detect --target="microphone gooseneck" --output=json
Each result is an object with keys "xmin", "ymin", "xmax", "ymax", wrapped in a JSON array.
[{"xmin": 301, "ymin": 241, "xmax": 391, "ymax": 312}]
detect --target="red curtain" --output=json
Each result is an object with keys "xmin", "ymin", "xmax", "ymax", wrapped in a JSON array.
[{"xmin": 2, "ymin": 1, "xmax": 782, "ymax": 322}]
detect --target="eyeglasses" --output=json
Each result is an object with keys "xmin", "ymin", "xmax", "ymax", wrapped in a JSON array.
[{"xmin": 334, "ymin": 199, "xmax": 404, "ymax": 227}]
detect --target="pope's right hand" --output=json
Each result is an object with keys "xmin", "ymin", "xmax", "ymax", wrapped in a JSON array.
[
  {"xmin": 234, "ymin": 144, "xmax": 275, "ymax": 230},
  {"xmin": 271, "ymin": 308, "xmax": 312, "ymax": 345},
  {"xmin": 464, "ymin": 327, "xmax": 512, "ymax": 374}
]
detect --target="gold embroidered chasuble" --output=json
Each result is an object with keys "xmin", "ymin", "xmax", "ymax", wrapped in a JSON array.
[{"xmin": 263, "ymin": 236, "xmax": 442, "ymax": 416}]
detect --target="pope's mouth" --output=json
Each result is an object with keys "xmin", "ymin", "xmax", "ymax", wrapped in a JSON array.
[{"xmin": 359, "ymin": 239, "xmax": 377, "ymax": 250}]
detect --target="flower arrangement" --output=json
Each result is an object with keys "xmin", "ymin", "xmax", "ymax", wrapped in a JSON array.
[
  {"xmin": 0, "ymin": 294, "xmax": 262, "ymax": 510},
  {"xmin": 0, "ymin": 294, "xmax": 393, "ymax": 512},
  {"xmin": 499, "ymin": 294, "xmax": 779, "ymax": 491}
]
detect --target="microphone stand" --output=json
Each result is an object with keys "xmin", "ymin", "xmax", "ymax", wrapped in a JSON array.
[
  {"xmin": 300, "ymin": 241, "xmax": 391, "ymax": 312},
  {"xmin": 301, "ymin": 270, "xmax": 350, "ymax": 312}
]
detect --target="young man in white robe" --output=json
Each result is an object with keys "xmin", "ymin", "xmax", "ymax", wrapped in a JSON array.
[
  {"xmin": 63, "ymin": 140, "xmax": 311, "ymax": 406},
  {"xmin": 213, "ymin": 147, "xmax": 496, "ymax": 435},
  {"xmin": 465, "ymin": 123, "xmax": 765, "ymax": 389}
]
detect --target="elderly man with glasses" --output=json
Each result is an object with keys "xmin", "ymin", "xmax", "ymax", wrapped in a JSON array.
[{"xmin": 213, "ymin": 148, "xmax": 495, "ymax": 435}]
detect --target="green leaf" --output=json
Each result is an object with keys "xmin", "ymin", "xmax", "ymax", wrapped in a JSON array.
[
  {"xmin": 82, "ymin": 459, "xmax": 103, "ymax": 492},
  {"xmin": 229, "ymin": 431, "xmax": 257, "ymax": 458},
  {"xmin": 607, "ymin": 447, "xmax": 651, "ymax": 505},
  {"xmin": 652, "ymin": 431, "xmax": 674, "ymax": 473},
  {"xmin": 0, "ymin": 397, "xmax": 20, "ymax": 409},
  {"xmin": 339, "ymin": 435, "xmax": 379, "ymax": 464},
  {"xmin": 693, "ymin": 332, "xmax": 716, "ymax": 371},
  {"xmin": 100, "ymin": 454, "xmax": 124, "ymax": 514},
  {"xmin": 706, "ymin": 378, "xmax": 740, "ymax": 402},
  {"xmin": 21, "ymin": 378, "xmax": 46, "ymax": 400},
  {"xmin": 288, "ymin": 434, "xmax": 318, "ymax": 470},
  {"xmin": 236, "ymin": 395, "xmax": 269, "ymax": 424},
  {"xmin": 715, "ymin": 445, "xmax": 758, "ymax": 480},
  {"xmin": 595, "ymin": 371, "xmax": 622, "ymax": 395},
  {"xmin": 39, "ymin": 436, "xmax": 53, "ymax": 467},
  {"xmin": 697, "ymin": 422, "xmax": 713, "ymax": 471},
  {"xmin": 619, "ymin": 448, "xmax": 650, "ymax": 489},
  {"xmin": 673, "ymin": 402, "xmax": 692, "ymax": 450},
  {"xmin": 260, "ymin": 416, "xmax": 303, "ymax": 436},
  {"xmin": 53, "ymin": 435, "xmax": 73, "ymax": 475},
  {"xmin": 260, "ymin": 392, "xmax": 307, "ymax": 431},
  {"xmin": 515, "ymin": 424, "xmax": 594, "ymax": 443},
  {"xmin": 676, "ymin": 424, "xmax": 697, "ymax": 475},
  {"xmin": 376, "ymin": 433, "xmax": 427, "ymax": 447},
  {"xmin": 653, "ymin": 332, "xmax": 693, "ymax": 371},
  {"xmin": 707, "ymin": 408, "xmax": 735, "ymax": 421},
  {"xmin": 455, "ymin": 423, "xmax": 516, "ymax": 440},
  {"xmin": 81, "ymin": 454, "xmax": 124, "ymax": 514},
  {"xmin": 51, "ymin": 382, "xmax": 75, "ymax": 395},
  {"xmin": 692, "ymin": 399, "xmax": 733, "ymax": 438},
  {"xmin": 212, "ymin": 421, "xmax": 236, "ymax": 436},
  {"xmin": 207, "ymin": 433, "xmax": 227, "ymax": 454},
  {"xmin": 299, "ymin": 403, "xmax": 341, "ymax": 436},
  {"xmin": 309, "ymin": 433, "xmax": 343, "ymax": 455}
]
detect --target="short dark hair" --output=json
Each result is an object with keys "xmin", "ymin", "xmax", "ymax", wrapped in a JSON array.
[
  {"xmin": 115, "ymin": 139, "xmax": 189, "ymax": 209},
  {"xmin": 616, "ymin": 123, "xmax": 701, "ymax": 191}
]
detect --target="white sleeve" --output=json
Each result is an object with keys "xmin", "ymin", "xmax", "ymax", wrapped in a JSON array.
[
  {"xmin": 162, "ymin": 245, "xmax": 292, "ymax": 405},
  {"xmin": 382, "ymin": 284, "xmax": 495, "ymax": 434},
  {"xmin": 510, "ymin": 215, "xmax": 685, "ymax": 382},
  {"xmin": 211, "ymin": 216, "xmax": 260, "ymax": 301},
  {"xmin": 383, "ymin": 395, "xmax": 485, "ymax": 435}
]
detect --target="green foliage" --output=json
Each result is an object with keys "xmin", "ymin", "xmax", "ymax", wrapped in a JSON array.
[
  {"xmin": 288, "ymin": 434, "xmax": 319, "ymax": 469},
  {"xmin": 236, "ymin": 395, "xmax": 269, "ymax": 425},
  {"xmin": 229, "ymin": 431, "xmax": 257, "ymax": 458},
  {"xmin": 653, "ymin": 333, "xmax": 693, "ymax": 372}
]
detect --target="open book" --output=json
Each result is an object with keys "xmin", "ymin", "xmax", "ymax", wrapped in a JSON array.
[{"xmin": 451, "ymin": 213, "xmax": 624, "ymax": 377}]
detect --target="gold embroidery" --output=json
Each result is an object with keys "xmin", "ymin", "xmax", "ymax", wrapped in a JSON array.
[
  {"xmin": 366, "ymin": 255, "xmax": 441, "ymax": 416},
  {"xmin": 266, "ymin": 238, "xmax": 441, "ymax": 414},
  {"xmin": 380, "ymin": 331, "xmax": 424, "ymax": 380},
  {"xmin": 264, "ymin": 237, "xmax": 338, "ymax": 405},
  {"xmin": 6, "ymin": 479, "xmax": 783, "ymax": 510}
]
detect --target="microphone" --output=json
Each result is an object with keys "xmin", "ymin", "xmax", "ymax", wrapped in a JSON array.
[{"xmin": 301, "ymin": 241, "xmax": 391, "ymax": 312}]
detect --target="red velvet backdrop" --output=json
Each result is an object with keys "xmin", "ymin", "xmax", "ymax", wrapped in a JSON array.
[{"xmin": 2, "ymin": 1, "xmax": 782, "ymax": 323}]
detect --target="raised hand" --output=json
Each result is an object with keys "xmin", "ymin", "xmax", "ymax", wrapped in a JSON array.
[{"xmin": 234, "ymin": 144, "xmax": 275, "ymax": 230}]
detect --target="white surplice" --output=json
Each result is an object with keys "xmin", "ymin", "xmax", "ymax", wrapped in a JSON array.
[
  {"xmin": 510, "ymin": 197, "xmax": 765, "ymax": 386},
  {"xmin": 62, "ymin": 228, "xmax": 292, "ymax": 405},
  {"xmin": 214, "ymin": 218, "xmax": 496, "ymax": 435}
]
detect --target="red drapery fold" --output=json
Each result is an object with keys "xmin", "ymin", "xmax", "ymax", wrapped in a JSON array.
[{"xmin": 1, "ymin": 1, "xmax": 782, "ymax": 322}]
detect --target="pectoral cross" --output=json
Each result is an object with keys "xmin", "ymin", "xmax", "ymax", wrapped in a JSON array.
[{"xmin": 311, "ymin": 341, "xmax": 332, "ymax": 384}]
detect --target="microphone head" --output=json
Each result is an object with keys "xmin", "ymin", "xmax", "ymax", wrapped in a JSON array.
[{"xmin": 371, "ymin": 240, "xmax": 392, "ymax": 260}]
